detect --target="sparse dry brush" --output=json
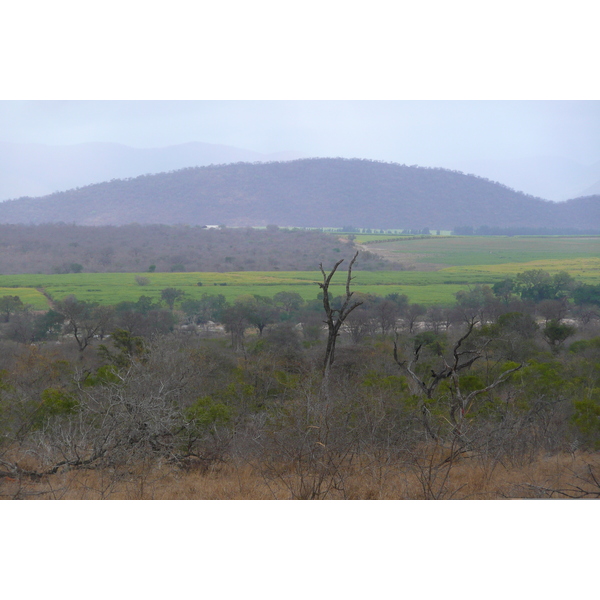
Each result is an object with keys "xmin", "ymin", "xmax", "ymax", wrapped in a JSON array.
[
  {"xmin": 1, "ymin": 258, "xmax": 600, "ymax": 500},
  {"xmin": 0, "ymin": 223, "xmax": 399, "ymax": 275},
  {"xmin": 3, "ymin": 450, "xmax": 600, "ymax": 500}
]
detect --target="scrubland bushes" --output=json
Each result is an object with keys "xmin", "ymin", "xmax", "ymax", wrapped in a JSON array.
[
  {"xmin": 0, "ymin": 224, "xmax": 400, "ymax": 274},
  {"xmin": 1, "ymin": 270, "xmax": 600, "ymax": 499}
]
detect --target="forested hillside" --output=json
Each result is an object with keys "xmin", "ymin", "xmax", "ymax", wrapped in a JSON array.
[
  {"xmin": 0, "ymin": 140, "xmax": 303, "ymax": 201},
  {"xmin": 1, "ymin": 158, "xmax": 597, "ymax": 230},
  {"xmin": 0, "ymin": 223, "xmax": 398, "ymax": 274}
]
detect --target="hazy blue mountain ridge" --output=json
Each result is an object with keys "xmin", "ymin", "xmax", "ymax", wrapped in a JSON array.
[
  {"xmin": 0, "ymin": 158, "xmax": 597, "ymax": 231},
  {"xmin": 0, "ymin": 141, "xmax": 304, "ymax": 201},
  {"xmin": 2, "ymin": 141, "xmax": 599, "ymax": 203}
]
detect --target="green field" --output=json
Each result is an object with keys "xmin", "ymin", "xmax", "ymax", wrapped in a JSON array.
[
  {"xmin": 351, "ymin": 234, "xmax": 415, "ymax": 243},
  {"xmin": 364, "ymin": 235, "xmax": 600, "ymax": 266},
  {"xmin": 0, "ymin": 271, "xmax": 472, "ymax": 307},
  {"xmin": 1, "ymin": 260, "xmax": 598, "ymax": 309},
  {"xmin": 0, "ymin": 287, "xmax": 50, "ymax": 309},
  {"xmin": 343, "ymin": 232, "xmax": 454, "ymax": 243},
  {"xmin": 1, "ymin": 236, "xmax": 599, "ymax": 309}
]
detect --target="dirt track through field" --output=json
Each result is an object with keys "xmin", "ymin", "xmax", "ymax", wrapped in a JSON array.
[{"xmin": 361, "ymin": 243, "xmax": 445, "ymax": 271}]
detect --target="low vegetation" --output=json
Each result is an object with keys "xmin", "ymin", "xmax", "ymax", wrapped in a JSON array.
[
  {"xmin": 0, "ymin": 223, "xmax": 399, "ymax": 275},
  {"xmin": 363, "ymin": 234, "xmax": 600, "ymax": 268},
  {"xmin": 1, "ymin": 258, "xmax": 600, "ymax": 499},
  {"xmin": 1, "ymin": 231, "xmax": 598, "ymax": 311}
]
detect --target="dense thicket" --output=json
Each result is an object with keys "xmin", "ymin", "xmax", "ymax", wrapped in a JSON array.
[
  {"xmin": 1, "ymin": 268, "xmax": 600, "ymax": 499},
  {"xmin": 0, "ymin": 223, "xmax": 400, "ymax": 274},
  {"xmin": 0, "ymin": 158, "xmax": 597, "ymax": 230}
]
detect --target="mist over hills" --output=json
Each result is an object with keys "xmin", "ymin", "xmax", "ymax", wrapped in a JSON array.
[
  {"xmin": 579, "ymin": 176, "xmax": 600, "ymax": 197},
  {"xmin": 0, "ymin": 158, "xmax": 598, "ymax": 231},
  {"xmin": 0, "ymin": 140, "xmax": 304, "ymax": 201},
  {"xmin": 445, "ymin": 156, "xmax": 600, "ymax": 201},
  {"xmin": 2, "ymin": 140, "xmax": 600, "ymax": 204}
]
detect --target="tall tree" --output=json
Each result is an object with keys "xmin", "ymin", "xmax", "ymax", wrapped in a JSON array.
[
  {"xmin": 54, "ymin": 295, "xmax": 114, "ymax": 353},
  {"xmin": 0, "ymin": 295, "xmax": 24, "ymax": 322},
  {"xmin": 160, "ymin": 288, "xmax": 185, "ymax": 311},
  {"xmin": 319, "ymin": 251, "xmax": 363, "ymax": 373},
  {"xmin": 235, "ymin": 295, "xmax": 279, "ymax": 336}
]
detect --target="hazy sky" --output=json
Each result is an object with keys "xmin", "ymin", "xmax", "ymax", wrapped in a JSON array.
[
  {"xmin": 1, "ymin": 100, "xmax": 599, "ymax": 167},
  {"xmin": 3, "ymin": 3, "xmax": 599, "ymax": 170}
]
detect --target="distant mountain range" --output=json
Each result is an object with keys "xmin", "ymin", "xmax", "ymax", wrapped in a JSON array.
[
  {"xmin": 1, "ymin": 141, "xmax": 600, "ymax": 203},
  {"xmin": 0, "ymin": 158, "xmax": 598, "ymax": 231},
  {"xmin": 0, "ymin": 141, "xmax": 304, "ymax": 201}
]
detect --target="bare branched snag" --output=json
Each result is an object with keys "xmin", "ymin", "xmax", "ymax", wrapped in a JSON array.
[
  {"xmin": 394, "ymin": 319, "xmax": 522, "ymax": 440},
  {"xmin": 319, "ymin": 251, "xmax": 362, "ymax": 373},
  {"xmin": 394, "ymin": 320, "xmax": 481, "ymax": 401}
]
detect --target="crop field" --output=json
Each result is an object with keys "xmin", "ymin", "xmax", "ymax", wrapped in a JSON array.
[
  {"xmin": 445, "ymin": 257, "xmax": 600, "ymax": 278},
  {"xmin": 0, "ymin": 272, "xmax": 471, "ymax": 307},
  {"xmin": 351, "ymin": 234, "xmax": 415, "ymax": 243},
  {"xmin": 1, "ymin": 236, "xmax": 598, "ymax": 308},
  {"xmin": 344, "ymin": 232, "xmax": 453, "ymax": 244},
  {"xmin": 0, "ymin": 287, "xmax": 49, "ymax": 309},
  {"xmin": 363, "ymin": 235, "xmax": 600, "ymax": 267}
]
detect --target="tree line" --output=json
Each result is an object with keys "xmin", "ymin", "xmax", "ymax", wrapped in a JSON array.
[{"xmin": 0, "ymin": 223, "xmax": 400, "ymax": 275}]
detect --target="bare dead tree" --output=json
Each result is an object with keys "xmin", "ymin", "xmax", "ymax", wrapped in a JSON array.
[
  {"xmin": 394, "ymin": 319, "xmax": 522, "ymax": 440},
  {"xmin": 394, "ymin": 320, "xmax": 482, "ymax": 401},
  {"xmin": 318, "ymin": 251, "xmax": 363, "ymax": 374}
]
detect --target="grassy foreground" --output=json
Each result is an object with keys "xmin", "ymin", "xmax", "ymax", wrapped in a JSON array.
[{"xmin": 3, "ymin": 451, "xmax": 599, "ymax": 500}]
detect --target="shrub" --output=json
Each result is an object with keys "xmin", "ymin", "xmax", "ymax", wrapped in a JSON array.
[
  {"xmin": 184, "ymin": 397, "xmax": 232, "ymax": 435},
  {"xmin": 571, "ymin": 395, "xmax": 600, "ymax": 449},
  {"xmin": 32, "ymin": 388, "xmax": 79, "ymax": 429}
]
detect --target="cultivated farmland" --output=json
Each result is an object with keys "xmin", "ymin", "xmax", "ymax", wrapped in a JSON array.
[
  {"xmin": 1, "ymin": 236, "xmax": 598, "ymax": 308},
  {"xmin": 360, "ymin": 234, "xmax": 600, "ymax": 269}
]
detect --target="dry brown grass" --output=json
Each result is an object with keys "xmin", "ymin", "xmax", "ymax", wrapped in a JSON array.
[{"xmin": 2, "ymin": 450, "xmax": 600, "ymax": 500}]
